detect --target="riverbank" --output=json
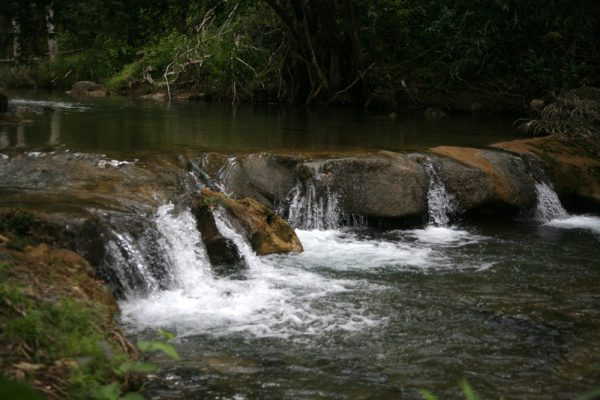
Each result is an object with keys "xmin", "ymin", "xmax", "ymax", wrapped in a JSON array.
[{"xmin": 0, "ymin": 210, "xmax": 139, "ymax": 399}]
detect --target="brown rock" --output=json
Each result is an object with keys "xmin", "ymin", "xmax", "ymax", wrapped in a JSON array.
[
  {"xmin": 70, "ymin": 81, "xmax": 108, "ymax": 98},
  {"xmin": 493, "ymin": 136, "xmax": 600, "ymax": 206},
  {"xmin": 431, "ymin": 146, "xmax": 537, "ymax": 212},
  {"xmin": 198, "ymin": 188, "xmax": 303, "ymax": 255}
]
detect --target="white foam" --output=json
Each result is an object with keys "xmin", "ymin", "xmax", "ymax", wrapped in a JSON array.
[
  {"xmin": 404, "ymin": 226, "xmax": 485, "ymax": 246},
  {"xmin": 546, "ymin": 215, "xmax": 600, "ymax": 235},
  {"xmin": 286, "ymin": 229, "xmax": 433, "ymax": 271},
  {"xmin": 120, "ymin": 205, "xmax": 382, "ymax": 339}
]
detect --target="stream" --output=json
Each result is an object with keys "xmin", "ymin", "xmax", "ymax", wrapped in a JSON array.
[{"xmin": 3, "ymin": 95, "xmax": 600, "ymax": 399}]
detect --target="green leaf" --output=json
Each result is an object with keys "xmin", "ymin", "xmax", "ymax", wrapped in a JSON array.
[
  {"xmin": 120, "ymin": 393, "xmax": 145, "ymax": 400},
  {"xmin": 159, "ymin": 329, "xmax": 176, "ymax": 341},
  {"xmin": 577, "ymin": 389, "xmax": 600, "ymax": 400},
  {"xmin": 459, "ymin": 380, "xmax": 480, "ymax": 400},
  {"xmin": 115, "ymin": 361, "xmax": 158, "ymax": 376},
  {"xmin": 93, "ymin": 382, "xmax": 121, "ymax": 400},
  {"xmin": 419, "ymin": 389, "xmax": 439, "ymax": 400},
  {"xmin": 137, "ymin": 340, "xmax": 180, "ymax": 360}
]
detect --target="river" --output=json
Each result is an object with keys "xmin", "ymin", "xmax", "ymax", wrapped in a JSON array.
[{"xmin": 3, "ymin": 94, "xmax": 600, "ymax": 399}]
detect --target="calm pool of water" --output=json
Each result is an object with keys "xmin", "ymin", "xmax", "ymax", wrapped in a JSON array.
[{"xmin": 1, "ymin": 92, "xmax": 523, "ymax": 153}]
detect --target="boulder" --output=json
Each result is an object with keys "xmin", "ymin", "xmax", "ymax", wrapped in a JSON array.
[
  {"xmin": 192, "ymin": 203, "xmax": 247, "ymax": 276},
  {"xmin": 322, "ymin": 152, "xmax": 428, "ymax": 219},
  {"xmin": 198, "ymin": 188, "xmax": 303, "ymax": 255},
  {"xmin": 430, "ymin": 146, "xmax": 537, "ymax": 213},
  {"xmin": 70, "ymin": 81, "xmax": 108, "ymax": 98},
  {"xmin": 493, "ymin": 136, "xmax": 600, "ymax": 208}
]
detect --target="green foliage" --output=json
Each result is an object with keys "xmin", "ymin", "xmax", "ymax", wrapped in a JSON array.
[
  {"xmin": 420, "ymin": 380, "xmax": 480, "ymax": 400},
  {"xmin": 0, "ymin": 375, "xmax": 44, "ymax": 400},
  {"xmin": 137, "ymin": 340, "xmax": 180, "ymax": 360},
  {"xmin": 578, "ymin": 389, "xmax": 600, "ymax": 400},
  {"xmin": 2, "ymin": 0, "xmax": 598, "ymax": 100},
  {"xmin": 4, "ymin": 298, "xmax": 105, "ymax": 360},
  {"xmin": 529, "ymin": 88, "xmax": 600, "ymax": 139},
  {"xmin": 93, "ymin": 331, "xmax": 180, "ymax": 400}
]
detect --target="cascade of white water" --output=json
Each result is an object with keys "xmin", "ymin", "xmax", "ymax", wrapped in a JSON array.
[
  {"xmin": 154, "ymin": 205, "xmax": 212, "ymax": 289},
  {"xmin": 284, "ymin": 181, "xmax": 341, "ymax": 230},
  {"xmin": 423, "ymin": 160, "xmax": 457, "ymax": 226},
  {"xmin": 103, "ymin": 229, "xmax": 164, "ymax": 296},
  {"xmin": 534, "ymin": 182, "xmax": 568, "ymax": 222}
]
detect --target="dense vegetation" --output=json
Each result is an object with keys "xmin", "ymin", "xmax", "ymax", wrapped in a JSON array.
[{"xmin": 1, "ymin": 0, "xmax": 599, "ymax": 106}]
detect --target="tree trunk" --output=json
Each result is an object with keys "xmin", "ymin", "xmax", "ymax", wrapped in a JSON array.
[
  {"xmin": 11, "ymin": 18, "xmax": 21, "ymax": 60},
  {"xmin": 262, "ymin": 0, "xmax": 366, "ymax": 104},
  {"xmin": 46, "ymin": 3, "xmax": 58, "ymax": 62}
]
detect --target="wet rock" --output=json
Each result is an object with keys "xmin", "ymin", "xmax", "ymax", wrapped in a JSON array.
[
  {"xmin": 191, "ymin": 201, "xmax": 247, "ymax": 276},
  {"xmin": 430, "ymin": 146, "xmax": 537, "ymax": 214},
  {"xmin": 70, "ymin": 81, "xmax": 108, "ymax": 98},
  {"xmin": 0, "ymin": 152, "xmax": 187, "ymax": 213},
  {"xmin": 198, "ymin": 188, "xmax": 303, "ymax": 255},
  {"xmin": 493, "ymin": 136, "xmax": 600, "ymax": 209},
  {"xmin": 323, "ymin": 152, "xmax": 428, "ymax": 219}
]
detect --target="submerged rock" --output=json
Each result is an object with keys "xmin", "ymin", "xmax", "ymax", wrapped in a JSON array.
[{"xmin": 196, "ymin": 188, "xmax": 303, "ymax": 255}]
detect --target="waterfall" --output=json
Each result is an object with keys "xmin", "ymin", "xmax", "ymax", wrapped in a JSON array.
[
  {"xmin": 284, "ymin": 181, "xmax": 341, "ymax": 230},
  {"xmin": 423, "ymin": 160, "xmax": 457, "ymax": 226},
  {"xmin": 154, "ymin": 205, "xmax": 211, "ymax": 289},
  {"xmin": 278, "ymin": 161, "xmax": 342, "ymax": 230},
  {"xmin": 534, "ymin": 182, "xmax": 568, "ymax": 222}
]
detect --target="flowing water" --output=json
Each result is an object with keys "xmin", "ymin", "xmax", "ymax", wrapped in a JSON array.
[
  {"xmin": 4, "ymin": 94, "xmax": 600, "ymax": 399},
  {"xmin": 115, "ymin": 184, "xmax": 600, "ymax": 400}
]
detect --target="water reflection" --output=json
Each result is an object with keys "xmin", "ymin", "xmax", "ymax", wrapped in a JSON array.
[
  {"xmin": 3, "ymin": 95, "xmax": 523, "ymax": 153},
  {"xmin": 0, "ymin": 129, "xmax": 9, "ymax": 149},
  {"xmin": 48, "ymin": 110, "xmax": 61, "ymax": 146}
]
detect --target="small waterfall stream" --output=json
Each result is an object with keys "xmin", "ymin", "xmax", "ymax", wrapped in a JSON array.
[
  {"xmin": 423, "ymin": 159, "xmax": 457, "ymax": 226},
  {"xmin": 280, "ymin": 162, "xmax": 343, "ymax": 230},
  {"xmin": 534, "ymin": 182, "xmax": 569, "ymax": 222}
]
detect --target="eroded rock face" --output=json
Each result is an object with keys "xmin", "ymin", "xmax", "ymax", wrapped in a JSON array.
[
  {"xmin": 430, "ymin": 146, "xmax": 537, "ymax": 213},
  {"xmin": 493, "ymin": 136, "xmax": 600, "ymax": 208},
  {"xmin": 197, "ymin": 188, "xmax": 303, "ymax": 255}
]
